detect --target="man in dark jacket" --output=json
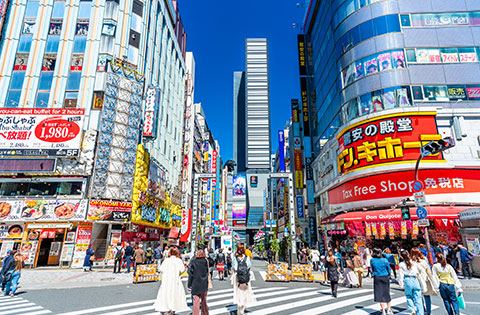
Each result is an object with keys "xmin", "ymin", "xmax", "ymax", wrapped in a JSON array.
[
  {"xmin": 459, "ymin": 244, "xmax": 473, "ymax": 279},
  {"xmin": 188, "ymin": 249, "xmax": 209, "ymax": 315},
  {"xmin": 124, "ymin": 242, "xmax": 134, "ymax": 273},
  {"xmin": 1, "ymin": 250, "xmax": 16, "ymax": 291}
]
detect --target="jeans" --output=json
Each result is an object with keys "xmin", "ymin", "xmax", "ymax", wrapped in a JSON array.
[
  {"xmin": 439, "ymin": 283, "xmax": 459, "ymax": 315},
  {"xmin": 404, "ymin": 276, "xmax": 424, "ymax": 315},
  {"xmin": 461, "ymin": 261, "xmax": 472, "ymax": 278},
  {"xmin": 5, "ymin": 271, "xmax": 20, "ymax": 295},
  {"xmin": 125, "ymin": 255, "xmax": 133, "ymax": 273},
  {"xmin": 330, "ymin": 280, "xmax": 338, "ymax": 296},
  {"xmin": 424, "ymin": 294, "xmax": 432, "ymax": 314},
  {"xmin": 192, "ymin": 291, "xmax": 209, "ymax": 315},
  {"xmin": 113, "ymin": 259, "xmax": 122, "ymax": 273},
  {"xmin": 390, "ymin": 264, "xmax": 397, "ymax": 279}
]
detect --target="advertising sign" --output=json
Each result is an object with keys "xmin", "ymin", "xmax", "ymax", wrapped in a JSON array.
[
  {"xmin": 143, "ymin": 87, "xmax": 160, "ymax": 138},
  {"xmin": 20, "ymin": 240, "xmax": 38, "ymax": 265},
  {"xmin": 295, "ymin": 171, "xmax": 304, "ymax": 188},
  {"xmin": 0, "ymin": 108, "xmax": 85, "ymax": 156},
  {"xmin": 148, "ymin": 158, "xmax": 166, "ymax": 200},
  {"xmin": 250, "ymin": 175, "xmax": 258, "ymax": 187},
  {"xmin": 300, "ymin": 77, "xmax": 310, "ymax": 136},
  {"xmin": 232, "ymin": 175, "xmax": 246, "ymax": 197},
  {"xmin": 294, "ymin": 150, "xmax": 303, "ymax": 170},
  {"xmin": 306, "ymin": 180, "xmax": 315, "ymax": 204},
  {"xmin": 291, "ymin": 99, "xmax": 300, "ymax": 123},
  {"xmin": 60, "ymin": 243, "xmax": 75, "ymax": 262},
  {"xmin": 466, "ymin": 87, "xmax": 480, "ymax": 100},
  {"xmin": 0, "ymin": 199, "xmax": 87, "ymax": 222},
  {"xmin": 88, "ymin": 200, "xmax": 132, "ymax": 221},
  {"xmin": 296, "ymin": 195, "xmax": 304, "ymax": 218},
  {"xmin": 278, "ymin": 130, "xmax": 286, "ymax": 172},
  {"xmin": 71, "ymin": 222, "xmax": 93, "ymax": 268},
  {"xmin": 297, "ymin": 34, "xmax": 307, "ymax": 76},
  {"xmin": 0, "ymin": 224, "xmax": 24, "ymax": 239},
  {"xmin": 232, "ymin": 204, "xmax": 246, "ymax": 220},
  {"xmin": 337, "ymin": 112, "xmax": 442, "ymax": 175},
  {"xmin": 0, "ymin": 240, "xmax": 14, "ymax": 258},
  {"xmin": 328, "ymin": 168, "xmax": 480, "ymax": 211}
]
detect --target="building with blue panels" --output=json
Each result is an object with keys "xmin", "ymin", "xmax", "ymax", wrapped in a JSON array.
[{"xmin": 301, "ymin": 0, "xmax": 480, "ymax": 248}]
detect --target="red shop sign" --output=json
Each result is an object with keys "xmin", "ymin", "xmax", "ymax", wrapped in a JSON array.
[
  {"xmin": 337, "ymin": 112, "xmax": 442, "ymax": 175},
  {"xmin": 328, "ymin": 168, "xmax": 480, "ymax": 207}
]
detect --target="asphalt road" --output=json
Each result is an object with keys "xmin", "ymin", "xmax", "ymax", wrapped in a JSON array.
[{"xmin": 5, "ymin": 258, "xmax": 480, "ymax": 315}]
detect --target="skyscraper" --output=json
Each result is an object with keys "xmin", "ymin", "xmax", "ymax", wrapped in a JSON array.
[{"xmin": 233, "ymin": 71, "xmax": 246, "ymax": 173}]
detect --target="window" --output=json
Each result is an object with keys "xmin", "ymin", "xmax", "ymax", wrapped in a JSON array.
[
  {"xmin": 423, "ymin": 86, "xmax": 449, "ymax": 101},
  {"xmin": 409, "ymin": 12, "xmax": 480, "ymax": 27},
  {"xmin": 129, "ymin": 29, "xmax": 140, "ymax": 48},
  {"xmin": 52, "ymin": 1, "xmax": 65, "ymax": 18},
  {"xmin": 73, "ymin": 36, "xmax": 87, "ymax": 53},
  {"xmin": 38, "ymin": 72, "xmax": 54, "ymax": 90},
  {"xmin": 5, "ymin": 91, "xmax": 21, "ymax": 107},
  {"xmin": 10, "ymin": 72, "xmax": 26, "ymax": 89},
  {"xmin": 0, "ymin": 180, "xmax": 84, "ymax": 197},
  {"xmin": 18, "ymin": 35, "xmax": 32, "ymax": 53},
  {"xmin": 412, "ymin": 86, "xmax": 423, "ymax": 100},
  {"xmin": 132, "ymin": 0, "xmax": 143, "ymax": 16},
  {"xmin": 35, "ymin": 92, "xmax": 50, "ymax": 107},
  {"xmin": 407, "ymin": 47, "xmax": 479, "ymax": 64},
  {"xmin": 78, "ymin": 2, "xmax": 92, "ymax": 18},
  {"xmin": 406, "ymin": 49, "xmax": 416, "ymax": 62}
]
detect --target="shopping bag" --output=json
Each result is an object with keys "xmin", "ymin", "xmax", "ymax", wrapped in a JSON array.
[{"xmin": 457, "ymin": 292, "xmax": 466, "ymax": 310}]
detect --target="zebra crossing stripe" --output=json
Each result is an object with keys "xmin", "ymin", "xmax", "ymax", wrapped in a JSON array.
[
  {"xmin": 0, "ymin": 305, "xmax": 44, "ymax": 314},
  {"xmin": 288, "ymin": 292, "xmax": 376, "ymax": 315},
  {"xmin": 23, "ymin": 310, "xmax": 53, "ymax": 315},
  {"xmin": 0, "ymin": 302, "xmax": 36, "ymax": 311},
  {"xmin": 259, "ymin": 271, "xmax": 267, "ymax": 280},
  {"xmin": 187, "ymin": 286, "xmax": 284, "ymax": 303},
  {"xmin": 342, "ymin": 296, "xmax": 406, "ymax": 315},
  {"xmin": 57, "ymin": 299, "xmax": 156, "ymax": 315}
]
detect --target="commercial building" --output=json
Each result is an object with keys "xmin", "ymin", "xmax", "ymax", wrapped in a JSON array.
[
  {"xmin": 233, "ymin": 71, "xmax": 246, "ymax": 173},
  {"xmin": 0, "ymin": 0, "xmax": 187, "ymax": 267},
  {"xmin": 300, "ymin": 0, "xmax": 480, "ymax": 252}
]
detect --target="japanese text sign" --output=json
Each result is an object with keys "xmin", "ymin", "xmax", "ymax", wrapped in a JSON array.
[
  {"xmin": 0, "ymin": 108, "xmax": 84, "ymax": 156},
  {"xmin": 337, "ymin": 112, "xmax": 442, "ymax": 174}
]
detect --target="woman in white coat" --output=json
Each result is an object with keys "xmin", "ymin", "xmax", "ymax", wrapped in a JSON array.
[{"xmin": 154, "ymin": 247, "xmax": 189, "ymax": 315}]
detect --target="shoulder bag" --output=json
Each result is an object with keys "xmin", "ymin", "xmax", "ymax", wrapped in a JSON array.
[{"xmin": 206, "ymin": 258, "xmax": 213, "ymax": 289}]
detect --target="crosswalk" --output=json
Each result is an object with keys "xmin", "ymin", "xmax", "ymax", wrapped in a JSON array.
[
  {"xmin": 54, "ymin": 282, "xmax": 437, "ymax": 315},
  {"xmin": 0, "ymin": 295, "xmax": 52, "ymax": 315}
]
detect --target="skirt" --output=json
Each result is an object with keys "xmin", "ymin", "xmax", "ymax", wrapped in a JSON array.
[{"xmin": 373, "ymin": 275, "xmax": 391, "ymax": 302}]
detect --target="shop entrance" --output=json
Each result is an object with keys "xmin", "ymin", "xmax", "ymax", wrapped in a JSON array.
[{"xmin": 36, "ymin": 229, "xmax": 65, "ymax": 267}]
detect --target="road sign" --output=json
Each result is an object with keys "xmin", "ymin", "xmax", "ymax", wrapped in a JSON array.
[
  {"xmin": 418, "ymin": 219, "xmax": 430, "ymax": 227},
  {"xmin": 413, "ymin": 180, "xmax": 424, "ymax": 192},
  {"xmin": 196, "ymin": 235, "xmax": 201, "ymax": 241},
  {"xmin": 416, "ymin": 206, "xmax": 428, "ymax": 219},
  {"xmin": 414, "ymin": 191, "xmax": 427, "ymax": 207}
]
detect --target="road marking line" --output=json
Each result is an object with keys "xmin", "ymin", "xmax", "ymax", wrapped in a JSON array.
[
  {"xmin": 0, "ymin": 299, "xmax": 26, "ymax": 306},
  {"xmin": 0, "ymin": 302, "xmax": 35, "ymax": 311},
  {"xmin": 286, "ymin": 292, "xmax": 374, "ymax": 315},
  {"xmin": 342, "ymin": 297, "xmax": 407, "ymax": 315},
  {"xmin": 393, "ymin": 306, "xmax": 440, "ymax": 315},
  {"xmin": 102, "ymin": 305, "xmax": 157, "ymax": 315},
  {"xmin": 25, "ymin": 310, "xmax": 53, "ymax": 315},
  {"xmin": 0, "ymin": 305, "xmax": 43, "ymax": 314},
  {"xmin": 56, "ymin": 299, "xmax": 156, "ymax": 315},
  {"xmin": 0, "ymin": 297, "xmax": 23, "ymax": 301},
  {"xmin": 187, "ymin": 286, "xmax": 286, "ymax": 303},
  {"xmin": 259, "ymin": 271, "xmax": 267, "ymax": 280}
]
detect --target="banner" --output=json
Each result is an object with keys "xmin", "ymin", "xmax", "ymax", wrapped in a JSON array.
[
  {"xmin": 88, "ymin": 200, "xmax": 132, "ymax": 221},
  {"xmin": 232, "ymin": 175, "xmax": 246, "ymax": 198},
  {"xmin": 389, "ymin": 223, "xmax": 395, "ymax": 239},
  {"xmin": 71, "ymin": 222, "xmax": 93, "ymax": 268},
  {"xmin": 296, "ymin": 195, "xmax": 304, "ymax": 218},
  {"xmin": 0, "ymin": 108, "xmax": 85, "ymax": 156},
  {"xmin": 278, "ymin": 130, "xmax": 285, "ymax": 172},
  {"xmin": 0, "ymin": 224, "xmax": 24, "ymax": 239},
  {"xmin": 232, "ymin": 204, "xmax": 246, "ymax": 220},
  {"xmin": 0, "ymin": 199, "xmax": 88, "ymax": 222},
  {"xmin": 143, "ymin": 87, "xmax": 160, "ymax": 138},
  {"xmin": 337, "ymin": 112, "xmax": 442, "ymax": 175},
  {"xmin": 401, "ymin": 221, "xmax": 407, "ymax": 239}
]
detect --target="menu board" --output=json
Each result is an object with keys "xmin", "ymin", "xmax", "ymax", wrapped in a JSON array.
[
  {"xmin": 21, "ymin": 241, "xmax": 38, "ymax": 265},
  {"xmin": 60, "ymin": 244, "xmax": 75, "ymax": 262},
  {"xmin": 0, "ymin": 199, "xmax": 88, "ymax": 222},
  {"xmin": 71, "ymin": 222, "xmax": 93, "ymax": 268},
  {"xmin": 0, "ymin": 240, "xmax": 15, "ymax": 258},
  {"xmin": 0, "ymin": 224, "xmax": 24, "ymax": 239}
]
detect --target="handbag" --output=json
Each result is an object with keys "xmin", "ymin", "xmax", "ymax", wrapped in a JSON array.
[
  {"xmin": 89, "ymin": 255, "xmax": 95, "ymax": 262},
  {"xmin": 206, "ymin": 258, "xmax": 213, "ymax": 290},
  {"xmin": 457, "ymin": 292, "xmax": 466, "ymax": 309}
]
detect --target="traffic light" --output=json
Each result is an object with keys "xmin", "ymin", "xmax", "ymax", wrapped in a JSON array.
[
  {"xmin": 401, "ymin": 205, "xmax": 410, "ymax": 220},
  {"xmin": 421, "ymin": 136, "xmax": 455, "ymax": 157}
]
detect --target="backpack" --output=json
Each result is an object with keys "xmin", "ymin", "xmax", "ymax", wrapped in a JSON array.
[
  {"xmin": 227, "ymin": 254, "xmax": 232, "ymax": 265},
  {"xmin": 153, "ymin": 247, "xmax": 163, "ymax": 259},
  {"xmin": 115, "ymin": 247, "xmax": 123, "ymax": 260},
  {"xmin": 236, "ymin": 256, "xmax": 250, "ymax": 284},
  {"xmin": 207, "ymin": 254, "xmax": 215, "ymax": 267},
  {"xmin": 146, "ymin": 248, "xmax": 153, "ymax": 258},
  {"xmin": 124, "ymin": 246, "xmax": 134, "ymax": 256}
]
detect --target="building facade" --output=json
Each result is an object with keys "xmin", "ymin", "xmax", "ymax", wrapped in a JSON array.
[
  {"xmin": 233, "ymin": 71, "xmax": 246, "ymax": 173},
  {"xmin": 302, "ymin": 0, "xmax": 480, "ymax": 252},
  {"xmin": 0, "ymin": 0, "xmax": 187, "ymax": 267}
]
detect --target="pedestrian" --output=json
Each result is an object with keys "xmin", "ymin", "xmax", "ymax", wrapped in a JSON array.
[
  {"xmin": 245, "ymin": 246, "xmax": 252, "ymax": 259},
  {"xmin": 458, "ymin": 244, "xmax": 473, "ymax": 279},
  {"xmin": 370, "ymin": 248, "xmax": 393, "ymax": 315},
  {"xmin": 124, "ymin": 242, "xmax": 134, "ymax": 273},
  {"xmin": 446, "ymin": 246, "xmax": 458, "ymax": 273},
  {"xmin": 215, "ymin": 248, "xmax": 226, "ymax": 280},
  {"xmin": 319, "ymin": 255, "xmax": 327, "ymax": 284},
  {"xmin": 432, "ymin": 253, "xmax": 462, "ymax": 315},
  {"xmin": 162, "ymin": 245, "xmax": 170, "ymax": 262},
  {"xmin": 188, "ymin": 249, "xmax": 209, "ymax": 315},
  {"xmin": 352, "ymin": 250, "xmax": 364, "ymax": 288},
  {"xmin": 153, "ymin": 247, "xmax": 189, "ymax": 314},
  {"xmin": 83, "ymin": 244, "xmax": 94, "ymax": 272},
  {"xmin": 133, "ymin": 244, "xmax": 146, "ymax": 276},
  {"xmin": 5, "ymin": 250, "xmax": 23, "ymax": 296},
  {"xmin": 226, "ymin": 247, "xmax": 233, "ymax": 275},
  {"xmin": 383, "ymin": 248, "xmax": 397, "ymax": 280},
  {"xmin": 342, "ymin": 252, "xmax": 359, "ymax": 288},
  {"xmin": 154, "ymin": 243, "xmax": 163, "ymax": 267},
  {"xmin": 411, "ymin": 247, "xmax": 438, "ymax": 315},
  {"xmin": 1, "ymin": 250, "xmax": 15, "ymax": 294},
  {"xmin": 310, "ymin": 247, "xmax": 320, "ymax": 271},
  {"xmin": 266, "ymin": 248, "xmax": 274, "ymax": 264},
  {"xmin": 145, "ymin": 246, "xmax": 154, "ymax": 264},
  {"xmin": 207, "ymin": 248, "xmax": 216, "ymax": 279},
  {"xmin": 325, "ymin": 250, "xmax": 339, "ymax": 298},
  {"xmin": 113, "ymin": 242, "xmax": 124, "ymax": 274},
  {"xmin": 232, "ymin": 244, "xmax": 256, "ymax": 315},
  {"xmin": 364, "ymin": 247, "xmax": 372, "ymax": 278},
  {"xmin": 398, "ymin": 249, "xmax": 424, "ymax": 315}
]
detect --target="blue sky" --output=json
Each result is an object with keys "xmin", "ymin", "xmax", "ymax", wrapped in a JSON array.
[{"xmin": 180, "ymin": 0, "xmax": 307, "ymax": 163}]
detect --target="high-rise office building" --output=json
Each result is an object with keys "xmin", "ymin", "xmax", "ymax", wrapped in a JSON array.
[
  {"xmin": 245, "ymin": 38, "xmax": 271, "ymax": 169},
  {"xmin": 233, "ymin": 71, "xmax": 246, "ymax": 173},
  {"xmin": 301, "ymin": 0, "xmax": 480, "ymax": 248}
]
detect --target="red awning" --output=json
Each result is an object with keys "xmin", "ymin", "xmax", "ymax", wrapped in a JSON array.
[{"xmin": 321, "ymin": 206, "xmax": 472, "ymax": 224}]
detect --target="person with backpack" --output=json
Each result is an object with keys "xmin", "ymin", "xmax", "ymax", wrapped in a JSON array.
[
  {"xmin": 124, "ymin": 242, "xmax": 134, "ymax": 273},
  {"xmin": 188, "ymin": 249, "xmax": 210, "ymax": 315},
  {"xmin": 207, "ymin": 248, "xmax": 216, "ymax": 279},
  {"xmin": 226, "ymin": 247, "xmax": 233, "ymax": 275},
  {"xmin": 154, "ymin": 244, "xmax": 163, "ymax": 268},
  {"xmin": 145, "ymin": 247, "xmax": 154, "ymax": 264},
  {"xmin": 113, "ymin": 243, "xmax": 124, "ymax": 274},
  {"xmin": 232, "ymin": 244, "xmax": 256, "ymax": 315},
  {"xmin": 215, "ymin": 248, "xmax": 226, "ymax": 280}
]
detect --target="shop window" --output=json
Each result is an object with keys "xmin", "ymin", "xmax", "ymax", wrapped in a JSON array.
[
  {"xmin": 423, "ymin": 86, "xmax": 449, "ymax": 101},
  {"xmin": 412, "ymin": 86, "xmax": 424, "ymax": 100}
]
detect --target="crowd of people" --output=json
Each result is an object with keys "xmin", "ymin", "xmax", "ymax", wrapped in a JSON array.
[{"xmin": 314, "ymin": 242, "xmax": 475, "ymax": 315}]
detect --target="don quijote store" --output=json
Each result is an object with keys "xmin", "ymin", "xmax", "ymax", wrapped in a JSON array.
[
  {"xmin": 0, "ymin": 108, "xmax": 96, "ymax": 268},
  {"xmin": 315, "ymin": 108, "xmax": 480, "ymax": 255}
]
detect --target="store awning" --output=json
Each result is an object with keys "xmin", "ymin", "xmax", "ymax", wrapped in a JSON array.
[{"xmin": 321, "ymin": 206, "xmax": 472, "ymax": 224}]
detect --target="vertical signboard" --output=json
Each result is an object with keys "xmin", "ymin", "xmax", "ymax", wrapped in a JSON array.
[
  {"xmin": 306, "ymin": 180, "xmax": 315, "ymax": 204},
  {"xmin": 300, "ymin": 77, "xmax": 310, "ymax": 136},
  {"xmin": 143, "ymin": 87, "xmax": 160, "ymax": 138},
  {"xmin": 297, "ymin": 34, "xmax": 307, "ymax": 76},
  {"xmin": 71, "ymin": 222, "xmax": 93, "ymax": 268},
  {"xmin": 296, "ymin": 195, "xmax": 304, "ymax": 218},
  {"xmin": 278, "ymin": 130, "xmax": 285, "ymax": 172}
]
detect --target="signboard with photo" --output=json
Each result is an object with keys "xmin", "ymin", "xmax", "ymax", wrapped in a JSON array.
[
  {"xmin": 88, "ymin": 200, "xmax": 132, "ymax": 222},
  {"xmin": 0, "ymin": 224, "xmax": 24, "ymax": 239},
  {"xmin": 147, "ymin": 158, "xmax": 166, "ymax": 200},
  {"xmin": 232, "ymin": 175, "xmax": 246, "ymax": 197},
  {"xmin": 0, "ymin": 199, "xmax": 88, "ymax": 222},
  {"xmin": 0, "ymin": 240, "xmax": 14, "ymax": 258},
  {"xmin": 21, "ymin": 240, "xmax": 38, "ymax": 265},
  {"xmin": 71, "ymin": 222, "xmax": 93, "ymax": 268},
  {"xmin": 0, "ymin": 108, "xmax": 85, "ymax": 156}
]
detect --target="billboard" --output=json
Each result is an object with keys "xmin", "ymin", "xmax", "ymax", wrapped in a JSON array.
[
  {"xmin": 297, "ymin": 34, "xmax": 307, "ymax": 76},
  {"xmin": 0, "ymin": 199, "xmax": 88, "ymax": 222},
  {"xmin": 88, "ymin": 200, "xmax": 132, "ymax": 221},
  {"xmin": 232, "ymin": 204, "xmax": 247, "ymax": 220},
  {"xmin": 337, "ymin": 112, "xmax": 442, "ymax": 175},
  {"xmin": 232, "ymin": 174, "xmax": 246, "ymax": 197},
  {"xmin": 143, "ymin": 87, "xmax": 160, "ymax": 138},
  {"xmin": 0, "ymin": 108, "xmax": 85, "ymax": 156},
  {"xmin": 148, "ymin": 158, "xmax": 166, "ymax": 200},
  {"xmin": 278, "ymin": 130, "xmax": 285, "ymax": 172}
]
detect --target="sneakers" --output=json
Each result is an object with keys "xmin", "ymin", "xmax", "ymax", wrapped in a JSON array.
[
  {"xmin": 9, "ymin": 292, "xmax": 14, "ymax": 297},
  {"xmin": 387, "ymin": 309, "xmax": 394, "ymax": 315}
]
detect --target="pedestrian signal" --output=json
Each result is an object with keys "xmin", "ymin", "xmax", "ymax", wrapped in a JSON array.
[{"xmin": 401, "ymin": 205, "xmax": 410, "ymax": 220}]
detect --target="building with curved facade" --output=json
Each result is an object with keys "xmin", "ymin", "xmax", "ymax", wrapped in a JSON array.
[{"xmin": 301, "ymin": 0, "xmax": 480, "ymax": 250}]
